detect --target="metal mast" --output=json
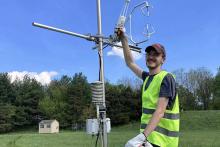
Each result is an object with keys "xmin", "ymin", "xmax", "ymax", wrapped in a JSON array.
[{"xmin": 96, "ymin": 0, "xmax": 108, "ymax": 146}]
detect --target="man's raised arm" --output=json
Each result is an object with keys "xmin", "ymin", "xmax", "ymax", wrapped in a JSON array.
[{"xmin": 118, "ymin": 29, "xmax": 143, "ymax": 79}]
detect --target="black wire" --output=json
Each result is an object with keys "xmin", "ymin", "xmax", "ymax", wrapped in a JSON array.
[
  {"xmin": 95, "ymin": 132, "xmax": 100, "ymax": 147},
  {"xmin": 98, "ymin": 44, "xmax": 108, "ymax": 81},
  {"xmin": 98, "ymin": 51, "xmax": 101, "ymax": 81},
  {"xmin": 103, "ymin": 44, "xmax": 109, "ymax": 50},
  {"xmin": 95, "ymin": 118, "xmax": 102, "ymax": 147}
]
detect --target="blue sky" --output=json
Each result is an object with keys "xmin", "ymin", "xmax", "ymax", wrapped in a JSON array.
[{"xmin": 0, "ymin": 0, "xmax": 219, "ymax": 83}]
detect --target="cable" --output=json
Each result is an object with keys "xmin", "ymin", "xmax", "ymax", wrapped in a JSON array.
[
  {"xmin": 95, "ymin": 118, "xmax": 102, "ymax": 147},
  {"xmin": 103, "ymin": 44, "xmax": 109, "ymax": 50},
  {"xmin": 95, "ymin": 132, "xmax": 100, "ymax": 147},
  {"xmin": 98, "ymin": 50, "xmax": 101, "ymax": 81}
]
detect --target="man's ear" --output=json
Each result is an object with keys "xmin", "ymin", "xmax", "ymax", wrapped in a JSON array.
[{"xmin": 161, "ymin": 58, "xmax": 165, "ymax": 64}]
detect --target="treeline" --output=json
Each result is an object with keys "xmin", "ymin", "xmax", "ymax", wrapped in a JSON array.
[
  {"xmin": 0, "ymin": 67, "xmax": 220, "ymax": 133},
  {"xmin": 174, "ymin": 67, "xmax": 220, "ymax": 110},
  {"xmin": 0, "ymin": 72, "xmax": 141, "ymax": 133}
]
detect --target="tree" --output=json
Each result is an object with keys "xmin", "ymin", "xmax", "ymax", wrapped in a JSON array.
[
  {"xmin": 188, "ymin": 68, "xmax": 214, "ymax": 110},
  {"xmin": 174, "ymin": 68, "xmax": 214, "ymax": 110},
  {"xmin": 0, "ymin": 73, "xmax": 16, "ymax": 133},
  {"xmin": 66, "ymin": 73, "xmax": 91, "ymax": 127},
  {"xmin": 213, "ymin": 67, "xmax": 220, "ymax": 109},
  {"xmin": 0, "ymin": 104, "xmax": 16, "ymax": 133},
  {"xmin": 14, "ymin": 76, "xmax": 44, "ymax": 127},
  {"xmin": 106, "ymin": 81, "xmax": 141, "ymax": 125},
  {"xmin": 106, "ymin": 82, "xmax": 128, "ymax": 125},
  {"xmin": 177, "ymin": 84, "xmax": 196, "ymax": 110},
  {"xmin": 0, "ymin": 73, "xmax": 16, "ymax": 104},
  {"xmin": 39, "ymin": 76, "xmax": 71, "ymax": 128}
]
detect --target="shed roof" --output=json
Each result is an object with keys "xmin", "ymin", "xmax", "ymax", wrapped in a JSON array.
[{"xmin": 39, "ymin": 120, "xmax": 57, "ymax": 124}]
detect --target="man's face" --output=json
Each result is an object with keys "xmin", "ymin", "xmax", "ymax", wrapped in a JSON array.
[{"xmin": 146, "ymin": 49, "xmax": 164, "ymax": 69}]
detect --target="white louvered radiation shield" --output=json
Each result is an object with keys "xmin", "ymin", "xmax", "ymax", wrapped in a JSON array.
[{"xmin": 90, "ymin": 81, "xmax": 104, "ymax": 105}]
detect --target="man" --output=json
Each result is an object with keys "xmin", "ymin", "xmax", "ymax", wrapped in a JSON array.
[{"xmin": 117, "ymin": 29, "xmax": 180, "ymax": 147}]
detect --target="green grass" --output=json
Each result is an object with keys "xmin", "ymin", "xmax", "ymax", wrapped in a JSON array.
[
  {"xmin": 179, "ymin": 130, "xmax": 220, "ymax": 147},
  {"xmin": 0, "ymin": 110, "xmax": 220, "ymax": 147}
]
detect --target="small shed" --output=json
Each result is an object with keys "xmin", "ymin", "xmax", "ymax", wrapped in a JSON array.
[{"xmin": 39, "ymin": 119, "xmax": 59, "ymax": 134}]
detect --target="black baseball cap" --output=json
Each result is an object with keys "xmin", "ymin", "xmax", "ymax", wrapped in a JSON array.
[{"xmin": 145, "ymin": 43, "xmax": 166, "ymax": 59}]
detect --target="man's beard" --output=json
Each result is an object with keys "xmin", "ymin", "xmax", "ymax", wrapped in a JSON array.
[
  {"xmin": 147, "ymin": 64, "xmax": 160, "ymax": 70},
  {"xmin": 146, "ymin": 59, "xmax": 161, "ymax": 70}
]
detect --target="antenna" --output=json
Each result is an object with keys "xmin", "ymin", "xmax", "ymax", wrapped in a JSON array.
[{"xmin": 32, "ymin": 0, "xmax": 155, "ymax": 146}]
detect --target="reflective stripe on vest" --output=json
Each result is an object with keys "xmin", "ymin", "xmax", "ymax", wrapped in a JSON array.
[
  {"xmin": 142, "ymin": 108, "xmax": 180, "ymax": 120},
  {"xmin": 141, "ymin": 124, "xmax": 179, "ymax": 137}
]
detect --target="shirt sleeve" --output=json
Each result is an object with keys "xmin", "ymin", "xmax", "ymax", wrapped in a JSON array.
[
  {"xmin": 142, "ymin": 71, "xmax": 149, "ymax": 81},
  {"xmin": 159, "ymin": 73, "xmax": 177, "ymax": 109}
]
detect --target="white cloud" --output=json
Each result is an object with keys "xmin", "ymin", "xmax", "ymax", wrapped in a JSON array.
[
  {"xmin": 8, "ymin": 71, "xmax": 58, "ymax": 85},
  {"xmin": 107, "ymin": 42, "xmax": 142, "ymax": 60}
]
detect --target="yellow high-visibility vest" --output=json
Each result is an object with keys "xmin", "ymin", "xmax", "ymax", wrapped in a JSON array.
[{"xmin": 140, "ymin": 70, "xmax": 180, "ymax": 147}]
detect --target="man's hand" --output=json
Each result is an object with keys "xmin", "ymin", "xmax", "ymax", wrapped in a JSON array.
[
  {"xmin": 116, "ymin": 27, "xmax": 126, "ymax": 40},
  {"xmin": 125, "ymin": 133, "xmax": 153, "ymax": 147}
]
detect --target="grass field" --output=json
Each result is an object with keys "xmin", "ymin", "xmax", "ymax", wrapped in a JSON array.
[{"xmin": 0, "ymin": 110, "xmax": 220, "ymax": 147}]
